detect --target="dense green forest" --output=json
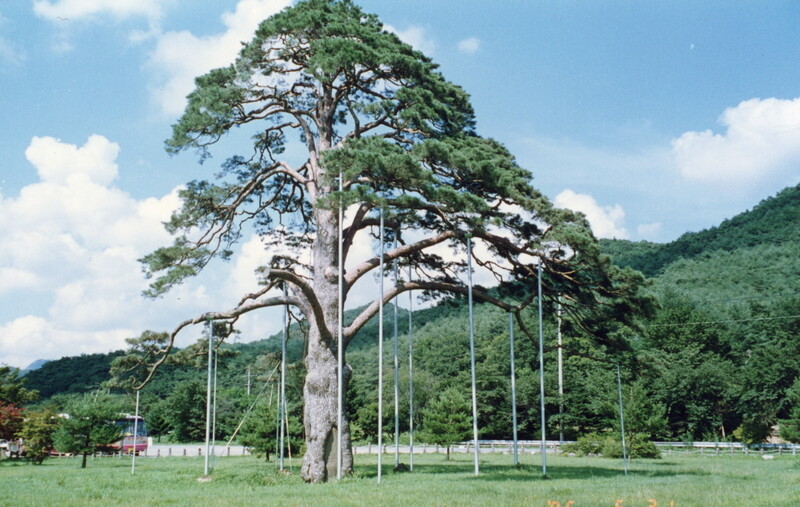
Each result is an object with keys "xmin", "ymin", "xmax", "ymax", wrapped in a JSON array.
[
  {"xmin": 599, "ymin": 184, "xmax": 800, "ymax": 276},
  {"xmin": 17, "ymin": 183, "xmax": 800, "ymax": 448}
]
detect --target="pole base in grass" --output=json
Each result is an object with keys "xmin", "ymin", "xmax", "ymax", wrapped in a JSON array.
[
  {"xmin": 393, "ymin": 463, "xmax": 410, "ymax": 473},
  {"xmin": 197, "ymin": 475, "xmax": 213, "ymax": 483}
]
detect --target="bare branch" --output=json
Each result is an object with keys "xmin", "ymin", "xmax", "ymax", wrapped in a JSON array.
[
  {"xmin": 344, "ymin": 279, "xmax": 519, "ymax": 345},
  {"xmin": 345, "ymin": 230, "xmax": 457, "ymax": 287}
]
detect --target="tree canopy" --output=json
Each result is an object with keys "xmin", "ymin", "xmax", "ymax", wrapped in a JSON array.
[{"xmin": 123, "ymin": 0, "xmax": 649, "ymax": 482}]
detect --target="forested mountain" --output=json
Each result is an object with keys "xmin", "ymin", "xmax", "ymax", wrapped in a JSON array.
[
  {"xmin": 603, "ymin": 183, "xmax": 800, "ymax": 443},
  {"xmin": 19, "ymin": 182, "xmax": 800, "ymax": 447},
  {"xmin": 23, "ymin": 352, "xmax": 126, "ymax": 399},
  {"xmin": 601, "ymin": 183, "xmax": 800, "ymax": 276}
]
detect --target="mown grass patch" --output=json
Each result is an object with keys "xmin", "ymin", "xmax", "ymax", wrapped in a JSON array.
[{"xmin": 1, "ymin": 452, "xmax": 798, "ymax": 506}]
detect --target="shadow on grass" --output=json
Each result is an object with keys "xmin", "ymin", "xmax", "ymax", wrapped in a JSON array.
[{"xmin": 354, "ymin": 460, "xmax": 709, "ymax": 482}]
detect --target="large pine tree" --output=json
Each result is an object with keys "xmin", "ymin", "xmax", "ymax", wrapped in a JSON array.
[{"xmin": 131, "ymin": 0, "xmax": 647, "ymax": 482}]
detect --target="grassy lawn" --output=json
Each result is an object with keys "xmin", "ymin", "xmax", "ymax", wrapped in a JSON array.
[{"xmin": 1, "ymin": 452, "xmax": 798, "ymax": 506}]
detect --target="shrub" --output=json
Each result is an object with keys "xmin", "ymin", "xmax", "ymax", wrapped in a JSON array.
[
  {"xmin": 602, "ymin": 433, "xmax": 660, "ymax": 459},
  {"xmin": 561, "ymin": 432, "xmax": 606, "ymax": 456},
  {"xmin": 563, "ymin": 432, "xmax": 660, "ymax": 459}
]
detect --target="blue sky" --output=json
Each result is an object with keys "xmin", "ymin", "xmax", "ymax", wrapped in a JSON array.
[{"xmin": 1, "ymin": 0, "xmax": 799, "ymax": 369}]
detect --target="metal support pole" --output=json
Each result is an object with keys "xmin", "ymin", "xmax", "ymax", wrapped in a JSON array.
[
  {"xmin": 509, "ymin": 313, "xmax": 519, "ymax": 465},
  {"xmin": 212, "ymin": 347, "xmax": 218, "ymax": 464},
  {"xmin": 275, "ymin": 383, "xmax": 280, "ymax": 469},
  {"xmin": 467, "ymin": 236, "xmax": 479, "ymax": 476},
  {"xmin": 377, "ymin": 208, "xmax": 385, "ymax": 484},
  {"xmin": 280, "ymin": 283, "xmax": 287, "ymax": 470},
  {"xmin": 557, "ymin": 297, "xmax": 564, "ymax": 444},
  {"xmin": 204, "ymin": 318, "xmax": 213, "ymax": 476},
  {"xmin": 393, "ymin": 244, "xmax": 400, "ymax": 468},
  {"xmin": 337, "ymin": 172, "xmax": 344, "ymax": 480},
  {"xmin": 408, "ymin": 264, "xmax": 415, "ymax": 471},
  {"xmin": 616, "ymin": 364, "xmax": 628, "ymax": 475},
  {"xmin": 537, "ymin": 262, "xmax": 547, "ymax": 476},
  {"xmin": 131, "ymin": 389, "xmax": 139, "ymax": 474}
]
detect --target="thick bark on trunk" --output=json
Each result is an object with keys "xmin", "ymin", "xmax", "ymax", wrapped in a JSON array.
[
  {"xmin": 300, "ymin": 337, "xmax": 353, "ymax": 482},
  {"xmin": 299, "ymin": 207, "xmax": 354, "ymax": 482}
]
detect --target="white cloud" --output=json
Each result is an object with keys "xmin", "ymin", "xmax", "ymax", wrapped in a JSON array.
[
  {"xmin": 0, "ymin": 132, "xmax": 313, "ymax": 368},
  {"xmin": 672, "ymin": 97, "xmax": 800, "ymax": 186},
  {"xmin": 458, "ymin": 37, "xmax": 480, "ymax": 54},
  {"xmin": 0, "ymin": 135, "xmax": 205, "ymax": 368},
  {"xmin": 385, "ymin": 24, "xmax": 436, "ymax": 55},
  {"xmin": 554, "ymin": 189, "xmax": 629, "ymax": 239},
  {"xmin": 147, "ymin": 0, "xmax": 291, "ymax": 116},
  {"xmin": 32, "ymin": 0, "xmax": 166, "ymax": 23},
  {"xmin": 0, "ymin": 315, "xmax": 134, "ymax": 371},
  {"xmin": 25, "ymin": 134, "xmax": 119, "ymax": 186},
  {"xmin": 0, "ymin": 268, "xmax": 40, "ymax": 295},
  {"xmin": 636, "ymin": 222, "xmax": 663, "ymax": 241},
  {"xmin": 33, "ymin": 0, "xmax": 170, "ymax": 46}
]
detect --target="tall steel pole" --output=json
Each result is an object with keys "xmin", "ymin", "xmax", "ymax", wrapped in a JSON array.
[
  {"xmin": 617, "ymin": 364, "xmax": 628, "ymax": 475},
  {"xmin": 393, "ymin": 241, "xmax": 400, "ymax": 468},
  {"xmin": 509, "ymin": 312, "xmax": 519, "ymax": 466},
  {"xmin": 280, "ymin": 283, "xmax": 288, "ymax": 471},
  {"xmin": 212, "ymin": 346, "xmax": 219, "ymax": 464},
  {"xmin": 377, "ymin": 207, "xmax": 385, "ymax": 484},
  {"xmin": 204, "ymin": 318, "xmax": 213, "ymax": 476},
  {"xmin": 537, "ymin": 261, "xmax": 547, "ymax": 476},
  {"xmin": 131, "ymin": 389, "xmax": 140, "ymax": 475},
  {"xmin": 557, "ymin": 297, "xmax": 564, "ymax": 444},
  {"xmin": 336, "ymin": 172, "xmax": 344, "ymax": 479},
  {"xmin": 407, "ymin": 264, "xmax": 415, "ymax": 471},
  {"xmin": 467, "ymin": 236, "xmax": 479, "ymax": 476}
]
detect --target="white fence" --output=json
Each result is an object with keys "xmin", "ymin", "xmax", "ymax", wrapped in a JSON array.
[
  {"xmin": 129, "ymin": 440, "xmax": 800, "ymax": 458},
  {"xmin": 353, "ymin": 440, "xmax": 800, "ymax": 456},
  {"xmin": 143, "ymin": 444, "xmax": 251, "ymax": 457}
]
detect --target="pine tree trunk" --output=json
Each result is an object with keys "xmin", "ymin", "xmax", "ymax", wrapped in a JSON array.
[
  {"xmin": 299, "ymin": 207, "xmax": 354, "ymax": 482},
  {"xmin": 300, "ymin": 332, "xmax": 353, "ymax": 482}
]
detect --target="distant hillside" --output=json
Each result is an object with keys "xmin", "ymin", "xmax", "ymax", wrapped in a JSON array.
[
  {"xmin": 601, "ymin": 183, "xmax": 800, "ymax": 276},
  {"xmin": 23, "ymin": 351, "xmax": 126, "ymax": 399},
  {"xmin": 20, "ymin": 359, "xmax": 50, "ymax": 376}
]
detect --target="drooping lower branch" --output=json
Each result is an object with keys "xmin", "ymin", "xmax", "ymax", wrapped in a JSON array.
[{"xmin": 132, "ymin": 294, "xmax": 297, "ymax": 389}]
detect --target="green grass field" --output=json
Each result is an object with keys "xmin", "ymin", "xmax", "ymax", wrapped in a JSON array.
[{"xmin": 1, "ymin": 452, "xmax": 798, "ymax": 506}]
